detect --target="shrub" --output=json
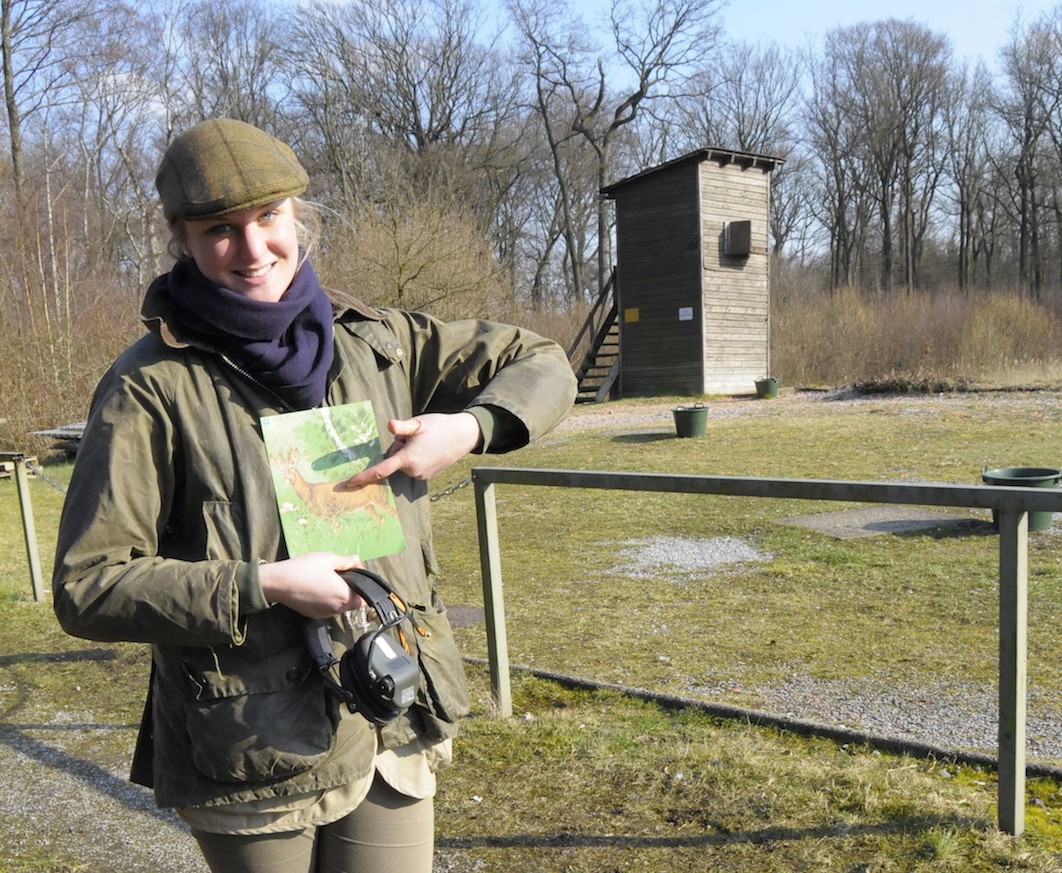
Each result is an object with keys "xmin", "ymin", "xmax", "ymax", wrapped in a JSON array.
[{"xmin": 772, "ymin": 285, "xmax": 1062, "ymax": 388}]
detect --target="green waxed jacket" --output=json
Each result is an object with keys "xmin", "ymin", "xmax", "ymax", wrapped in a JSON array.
[{"xmin": 52, "ymin": 275, "xmax": 577, "ymax": 809}]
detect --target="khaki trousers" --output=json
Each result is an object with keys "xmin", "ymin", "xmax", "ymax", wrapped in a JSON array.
[{"xmin": 191, "ymin": 773, "xmax": 434, "ymax": 873}]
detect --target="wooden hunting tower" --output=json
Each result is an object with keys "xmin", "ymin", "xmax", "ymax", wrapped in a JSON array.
[{"xmin": 581, "ymin": 147, "xmax": 782, "ymax": 400}]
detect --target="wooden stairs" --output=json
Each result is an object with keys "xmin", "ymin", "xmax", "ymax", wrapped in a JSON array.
[{"xmin": 568, "ymin": 273, "xmax": 620, "ymax": 403}]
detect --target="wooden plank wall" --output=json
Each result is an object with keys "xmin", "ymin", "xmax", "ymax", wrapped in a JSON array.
[
  {"xmin": 699, "ymin": 161, "xmax": 771, "ymax": 394},
  {"xmin": 613, "ymin": 160, "xmax": 704, "ymax": 396}
]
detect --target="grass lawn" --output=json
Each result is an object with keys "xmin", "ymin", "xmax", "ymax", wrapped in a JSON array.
[{"xmin": 1, "ymin": 389, "xmax": 1061, "ymax": 871}]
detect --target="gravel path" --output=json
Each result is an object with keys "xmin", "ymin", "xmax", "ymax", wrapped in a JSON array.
[
  {"xmin": 553, "ymin": 384, "xmax": 1062, "ymax": 433},
  {"xmin": 0, "ymin": 721, "xmax": 204, "ymax": 871}
]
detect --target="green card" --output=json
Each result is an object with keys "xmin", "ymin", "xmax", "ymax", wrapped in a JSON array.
[{"xmin": 261, "ymin": 401, "xmax": 406, "ymax": 560}]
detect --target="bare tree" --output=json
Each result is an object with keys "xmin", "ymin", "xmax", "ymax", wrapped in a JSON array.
[
  {"xmin": 667, "ymin": 40, "xmax": 805, "ymax": 254},
  {"xmin": 166, "ymin": 0, "xmax": 287, "ymax": 131},
  {"xmin": 671, "ymin": 41, "xmax": 801, "ymax": 154},
  {"xmin": 475, "ymin": 112, "xmax": 559, "ymax": 305},
  {"xmin": 69, "ymin": 2, "xmax": 166, "ymax": 291},
  {"xmin": 510, "ymin": 0, "xmax": 722, "ymax": 298},
  {"xmin": 994, "ymin": 17, "xmax": 1062, "ymax": 299},
  {"xmin": 807, "ymin": 20, "xmax": 951, "ymax": 293},
  {"xmin": 285, "ymin": 1, "xmax": 374, "ymax": 205},
  {"xmin": 944, "ymin": 61, "xmax": 998, "ymax": 290},
  {"xmin": 805, "ymin": 40, "xmax": 872, "ymax": 290},
  {"xmin": 287, "ymin": 0, "xmax": 520, "ymax": 214},
  {"xmin": 288, "ymin": 0, "xmax": 519, "ymax": 168},
  {"xmin": 354, "ymin": 0, "xmax": 518, "ymax": 152},
  {"xmin": 508, "ymin": 0, "xmax": 594, "ymax": 302},
  {"xmin": 0, "ymin": 0, "xmax": 101, "ymax": 201},
  {"xmin": 322, "ymin": 192, "xmax": 510, "ymax": 318},
  {"xmin": 1002, "ymin": 8, "xmax": 1062, "ymax": 299}
]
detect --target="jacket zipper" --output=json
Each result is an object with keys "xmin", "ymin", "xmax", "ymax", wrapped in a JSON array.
[{"xmin": 220, "ymin": 355, "xmax": 297, "ymax": 412}]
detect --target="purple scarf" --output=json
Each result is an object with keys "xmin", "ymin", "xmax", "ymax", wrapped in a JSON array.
[{"xmin": 166, "ymin": 258, "xmax": 335, "ymax": 409}]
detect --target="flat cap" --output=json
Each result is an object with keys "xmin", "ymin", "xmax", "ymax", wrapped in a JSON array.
[{"xmin": 155, "ymin": 118, "xmax": 309, "ymax": 221}]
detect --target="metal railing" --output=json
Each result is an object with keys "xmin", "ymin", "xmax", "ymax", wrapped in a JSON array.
[
  {"xmin": 471, "ymin": 466, "xmax": 1062, "ymax": 837},
  {"xmin": 565, "ymin": 272, "xmax": 616, "ymax": 368}
]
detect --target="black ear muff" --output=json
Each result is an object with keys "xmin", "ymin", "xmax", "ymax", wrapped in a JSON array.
[
  {"xmin": 339, "ymin": 630, "xmax": 418, "ymax": 725},
  {"xmin": 304, "ymin": 569, "xmax": 421, "ymax": 726}
]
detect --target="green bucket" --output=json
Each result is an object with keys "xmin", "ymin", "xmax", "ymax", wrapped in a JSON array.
[
  {"xmin": 755, "ymin": 377, "xmax": 779, "ymax": 399},
  {"xmin": 673, "ymin": 404, "xmax": 708, "ymax": 438},
  {"xmin": 982, "ymin": 466, "xmax": 1061, "ymax": 531}
]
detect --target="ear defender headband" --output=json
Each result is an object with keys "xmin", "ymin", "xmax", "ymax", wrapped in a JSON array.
[{"xmin": 304, "ymin": 569, "xmax": 421, "ymax": 726}]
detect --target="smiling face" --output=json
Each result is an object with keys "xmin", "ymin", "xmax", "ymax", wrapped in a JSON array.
[{"xmin": 179, "ymin": 199, "xmax": 300, "ymax": 302}]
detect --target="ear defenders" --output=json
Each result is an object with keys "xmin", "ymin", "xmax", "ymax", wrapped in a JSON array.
[{"xmin": 304, "ymin": 569, "xmax": 420, "ymax": 726}]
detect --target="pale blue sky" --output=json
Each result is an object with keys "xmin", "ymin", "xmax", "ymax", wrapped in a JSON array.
[
  {"xmin": 566, "ymin": 0, "xmax": 1060, "ymax": 70},
  {"xmin": 719, "ymin": 0, "xmax": 1057, "ymax": 68}
]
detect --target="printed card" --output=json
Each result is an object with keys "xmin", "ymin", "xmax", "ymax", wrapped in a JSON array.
[{"xmin": 261, "ymin": 401, "xmax": 406, "ymax": 560}]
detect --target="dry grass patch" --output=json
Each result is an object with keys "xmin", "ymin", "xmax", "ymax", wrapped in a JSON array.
[{"xmin": 772, "ymin": 287, "xmax": 1062, "ymax": 389}]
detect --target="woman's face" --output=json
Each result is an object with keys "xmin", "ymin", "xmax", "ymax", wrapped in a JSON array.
[{"xmin": 181, "ymin": 199, "xmax": 300, "ymax": 302}]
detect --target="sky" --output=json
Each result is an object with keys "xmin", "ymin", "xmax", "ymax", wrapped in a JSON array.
[
  {"xmin": 718, "ymin": 0, "xmax": 1057, "ymax": 68},
  {"xmin": 566, "ymin": 0, "xmax": 1061, "ymax": 71}
]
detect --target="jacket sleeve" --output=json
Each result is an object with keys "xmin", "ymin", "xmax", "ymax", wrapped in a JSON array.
[
  {"xmin": 382, "ymin": 310, "xmax": 577, "ymax": 451},
  {"xmin": 52, "ymin": 353, "xmax": 253, "ymax": 647}
]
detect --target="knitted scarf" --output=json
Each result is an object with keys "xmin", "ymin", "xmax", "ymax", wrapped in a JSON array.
[{"xmin": 166, "ymin": 257, "xmax": 334, "ymax": 409}]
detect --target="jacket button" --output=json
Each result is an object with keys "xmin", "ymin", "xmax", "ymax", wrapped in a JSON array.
[{"xmin": 286, "ymin": 666, "xmax": 300, "ymax": 681}]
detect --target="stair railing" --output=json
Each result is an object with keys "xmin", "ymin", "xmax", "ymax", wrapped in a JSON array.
[{"xmin": 566, "ymin": 272, "xmax": 616, "ymax": 368}]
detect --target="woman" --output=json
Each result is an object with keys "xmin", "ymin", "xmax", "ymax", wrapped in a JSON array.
[{"xmin": 52, "ymin": 118, "xmax": 577, "ymax": 872}]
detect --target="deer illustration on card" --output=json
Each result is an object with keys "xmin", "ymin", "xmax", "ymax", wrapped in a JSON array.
[{"xmin": 262, "ymin": 402, "xmax": 406, "ymax": 560}]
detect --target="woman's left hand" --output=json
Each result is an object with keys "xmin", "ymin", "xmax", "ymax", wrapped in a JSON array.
[{"xmin": 339, "ymin": 412, "xmax": 482, "ymax": 488}]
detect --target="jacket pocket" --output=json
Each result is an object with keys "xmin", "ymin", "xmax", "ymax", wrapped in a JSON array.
[
  {"xmin": 201, "ymin": 500, "xmax": 249, "ymax": 560},
  {"xmin": 181, "ymin": 642, "xmax": 337, "ymax": 784},
  {"xmin": 411, "ymin": 597, "xmax": 471, "ymax": 726}
]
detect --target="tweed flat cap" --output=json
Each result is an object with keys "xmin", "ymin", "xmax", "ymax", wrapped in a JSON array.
[{"xmin": 156, "ymin": 119, "xmax": 309, "ymax": 221}]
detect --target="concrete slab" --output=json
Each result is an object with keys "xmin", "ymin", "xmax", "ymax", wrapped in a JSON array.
[{"xmin": 777, "ymin": 505, "xmax": 973, "ymax": 539}]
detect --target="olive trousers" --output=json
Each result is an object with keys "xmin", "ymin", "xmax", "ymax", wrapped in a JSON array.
[{"xmin": 191, "ymin": 774, "xmax": 434, "ymax": 873}]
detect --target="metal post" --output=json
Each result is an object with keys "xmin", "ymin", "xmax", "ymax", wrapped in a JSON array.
[
  {"xmin": 997, "ymin": 507, "xmax": 1028, "ymax": 836},
  {"xmin": 473, "ymin": 476, "xmax": 512, "ymax": 717},
  {"xmin": 7, "ymin": 453, "xmax": 45, "ymax": 602}
]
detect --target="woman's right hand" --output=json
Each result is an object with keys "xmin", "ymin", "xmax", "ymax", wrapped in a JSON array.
[{"xmin": 257, "ymin": 552, "xmax": 365, "ymax": 619}]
